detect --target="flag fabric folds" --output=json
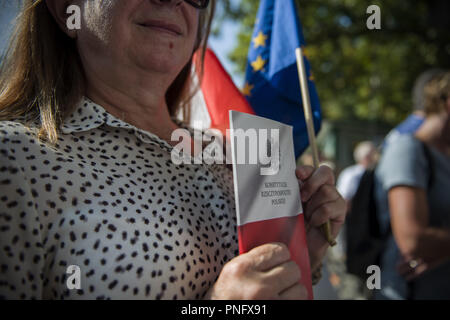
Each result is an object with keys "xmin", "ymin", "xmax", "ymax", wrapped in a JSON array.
[
  {"xmin": 190, "ymin": 48, "xmax": 254, "ymax": 134},
  {"xmin": 243, "ymin": 0, "xmax": 322, "ymax": 158}
]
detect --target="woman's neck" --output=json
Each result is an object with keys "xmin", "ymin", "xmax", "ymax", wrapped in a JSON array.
[
  {"xmin": 84, "ymin": 72, "xmax": 181, "ymax": 146},
  {"xmin": 415, "ymin": 114, "xmax": 450, "ymax": 156}
]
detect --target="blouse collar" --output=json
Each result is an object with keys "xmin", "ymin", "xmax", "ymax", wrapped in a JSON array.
[
  {"xmin": 62, "ymin": 97, "xmax": 184, "ymax": 149},
  {"xmin": 61, "ymin": 97, "xmax": 232, "ymax": 171},
  {"xmin": 62, "ymin": 97, "xmax": 141, "ymax": 133},
  {"xmin": 61, "ymin": 97, "xmax": 211, "ymax": 165}
]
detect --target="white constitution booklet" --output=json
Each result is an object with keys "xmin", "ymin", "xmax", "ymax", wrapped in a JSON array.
[
  {"xmin": 229, "ymin": 110, "xmax": 313, "ymax": 299},
  {"xmin": 229, "ymin": 110, "xmax": 303, "ymax": 226}
]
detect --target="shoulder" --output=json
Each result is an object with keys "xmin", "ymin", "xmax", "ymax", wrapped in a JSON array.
[
  {"xmin": 0, "ymin": 120, "xmax": 48, "ymax": 166},
  {"xmin": 338, "ymin": 164, "xmax": 364, "ymax": 183},
  {"xmin": 395, "ymin": 114, "xmax": 424, "ymax": 134},
  {"xmin": 0, "ymin": 119, "xmax": 35, "ymax": 131},
  {"xmin": 343, "ymin": 164, "xmax": 364, "ymax": 175},
  {"xmin": 0, "ymin": 122, "xmax": 44, "ymax": 299},
  {"xmin": 377, "ymin": 135, "xmax": 428, "ymax": 190},
  {"xmin": 337, "ymin": 165, "xmax": 364, "ymax": 199},
  {"xmin": 0, "ymin": 120, "xmax": 40, "ymax": 144},
  {"xmin": 381, "ymin": 134, "xmax": 425, "ymax": 168}
]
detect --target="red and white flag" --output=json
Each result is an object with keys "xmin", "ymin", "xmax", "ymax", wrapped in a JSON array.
[{"xmin": 185, "ymin": 48, "xmax": 254, "ymax": 133}]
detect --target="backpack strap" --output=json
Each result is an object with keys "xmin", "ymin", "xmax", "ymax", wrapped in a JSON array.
[{"xmin": 421, "ymin": 141, "xmax": 435, "ymax": 189}]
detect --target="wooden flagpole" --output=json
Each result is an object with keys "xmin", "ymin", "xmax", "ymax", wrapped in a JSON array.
[{"xmin": 295, "ymin": 47, "xmax": 336, "ymax": 247}]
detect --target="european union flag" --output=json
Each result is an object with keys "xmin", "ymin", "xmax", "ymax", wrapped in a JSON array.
[{"xmin": 243, "ymin": 0, "xmax": 322, "ymax": 158}]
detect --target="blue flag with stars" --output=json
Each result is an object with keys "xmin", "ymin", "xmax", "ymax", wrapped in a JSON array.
[{"xmin": 243, "ymin": 0, "xmax": 322, "ymax": 158}]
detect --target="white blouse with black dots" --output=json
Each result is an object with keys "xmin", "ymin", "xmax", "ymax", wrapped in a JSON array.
[{"xmin": 0, "ymin": 97, "xmax": 239, "ymax": 300}]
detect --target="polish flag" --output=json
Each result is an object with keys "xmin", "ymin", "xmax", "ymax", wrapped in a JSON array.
[
  {"xmin": 186, "ymin": 48, "xmax": 254, "ymax": 133},
  {"xmin": 190, "ymin": 50, "xmax": 312, "ymax": 300}
]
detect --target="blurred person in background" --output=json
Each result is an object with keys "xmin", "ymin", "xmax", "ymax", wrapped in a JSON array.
[
  {"xmin": 384, "ymin": 69, "xmax": 445, "ymax": 148},
  {"xmin": 337, "ymin": 141, "xmax": 378, "ymax": 208},
  {"xmin": 375, "ymin": 72, "xmax": 450, "ymax": 300},
  {"xmin": 324, "ymin": 141, "xmax": 378, "ymax": 300}
]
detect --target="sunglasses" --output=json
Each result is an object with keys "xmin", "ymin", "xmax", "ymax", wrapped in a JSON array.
[{"xmin": 184, "ymin": 0, "xmax": 210, "ymax": 9}]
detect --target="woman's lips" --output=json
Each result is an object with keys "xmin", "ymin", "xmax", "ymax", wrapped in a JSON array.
[{"xmin": 138, "ymin": 20, "xmax": 183, "ymax": 36}]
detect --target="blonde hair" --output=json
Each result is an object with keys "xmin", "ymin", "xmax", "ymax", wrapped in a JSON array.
[
  {"xmin": 423, "ymin": 72, "xmax": 450, "ymax": 116},
  {"xmin": 0, "ymin": 0, "xmax": 215, "ymax": 143}
]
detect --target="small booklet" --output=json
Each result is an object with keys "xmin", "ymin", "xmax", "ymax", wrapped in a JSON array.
[{"xmin": 229, "ymin": 110, "xmax": 313, "ymax": 300}]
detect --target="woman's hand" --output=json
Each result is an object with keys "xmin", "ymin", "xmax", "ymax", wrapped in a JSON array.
[
  {"xmin": 396, "ymin": 255, "xmax": 448, "ymax": 281},
  {"xmin": 206, "ymin": 165, "xmax": 345, "ymax": 300},
  {"xmin": 205, "ymin": 243, "xmax": 308, "ymax": 300},
  {"xmin": 389, "ymin": 186, "xmax": 450, "ymax": 281},
  {"xmin": 296, "ymin": 165, "xmax": 346, "ymax": 271}
]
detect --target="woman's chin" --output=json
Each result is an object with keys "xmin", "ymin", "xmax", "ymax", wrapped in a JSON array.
[
  {"xmin": 135, "ymin": 51, "xmax": 189, "ymax": 75},
  {"xmin": 139, "ymin": 59, "xmax": 178, "ymax": 75}
]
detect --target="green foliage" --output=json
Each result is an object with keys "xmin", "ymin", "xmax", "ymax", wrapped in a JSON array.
[{"xmin": 218, "ymin": 0, "xmax": 450, "ymax": 125}]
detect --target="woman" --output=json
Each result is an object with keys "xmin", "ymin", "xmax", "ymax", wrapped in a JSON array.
[
  {"xmin": 375, "ymin": 72, "xmax": 450, "ymax": 299},
  {"xmin": 0, "ymin": 0, "xmax": 345, "ymax": 300}
]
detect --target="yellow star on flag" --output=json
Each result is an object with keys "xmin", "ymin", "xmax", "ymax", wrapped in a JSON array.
[
  {"xmin": 309, "ymin": 74, "xmax": 315, "ymax": 81},
  {"xmin": 302, "ymin": 46, "xmax": 309, "ymax": 59},
  {"xmin": 242, "ymin": 82, "xmax": 254, "ymax": 97},
  {"xmin": 252, "ymin": 31, "xmax": 268, "ymax": 49},
  {"xmin": 251, "ymin": 55, "xmax": 266, "ymax": 72}
]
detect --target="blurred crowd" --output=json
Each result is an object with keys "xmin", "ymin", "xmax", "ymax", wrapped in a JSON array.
[{"xmin": 314, "ymin": 69, "xmax": 450, "ymax": 300}]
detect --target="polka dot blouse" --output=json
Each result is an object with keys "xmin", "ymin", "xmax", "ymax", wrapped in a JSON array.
[{"xmin": 0, "ymin": 97, "xmax": 239, "ymax": 300}]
